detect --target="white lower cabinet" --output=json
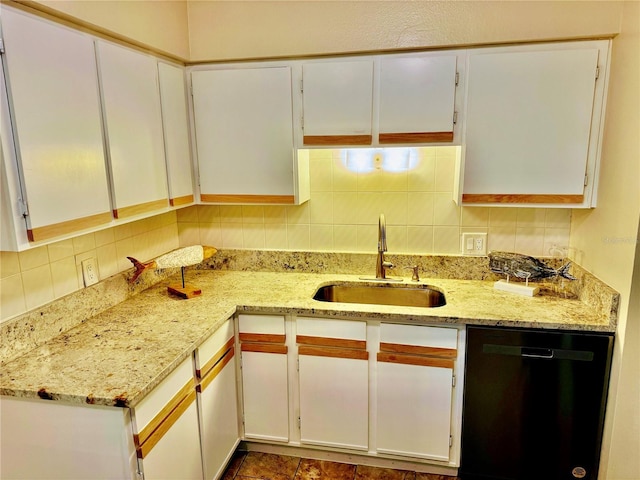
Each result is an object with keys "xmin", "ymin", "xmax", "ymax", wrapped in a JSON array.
[
  {"xmin": 376, "ymin": 323, "xmax": 460, "ymax": 462},
  {"xmin": 297, "ymin": 317, "xmax": 369, "ymax": 450},
  {"xmin": 238, "ymin": 314, "xmax": 290, "ymax": 442},
  {"xmin": 196, "ymin": 319, "xmax": 240, "ymax": 480}
]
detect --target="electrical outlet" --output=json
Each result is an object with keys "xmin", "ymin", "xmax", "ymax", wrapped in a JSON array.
[
  {"xmin": 462, "ymin": 233, "xmax": 488, "ymax": 256},
  {"xmin": 81, "ymin": 258, "xmax": 99, "ymax": 287}
]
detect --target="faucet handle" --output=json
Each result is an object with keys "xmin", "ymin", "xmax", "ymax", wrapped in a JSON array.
[{"xmin": 404, "ymin": 265, "xmax": 420, "ymax": 282}]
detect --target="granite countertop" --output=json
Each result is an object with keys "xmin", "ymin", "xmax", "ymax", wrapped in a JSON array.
[{"xmin": 0, "ymin": 266, "xmax": 617, "ymax": 410}]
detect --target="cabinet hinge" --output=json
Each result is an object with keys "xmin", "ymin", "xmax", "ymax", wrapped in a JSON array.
[
  {"xmin": 300, "ymin": 78, "xmax": 304, "ymax": 94},
  {"xmin": 455, "ymin": 72, "xmax": 459, "ymax": 86},
  {"xmin": 452, "ymin": 374, "xmax": 456, "ymax": 388},
  {"xmin": 301, "ymin": 115, "xmax": 304, "ymax": 131},
  {"xmin": 297, "ymin": 358, "xmax": 299, "ymax": 371},
  {"xmin": 595, "ymin": 66, "xmax": 600, "ymax": 81},
  {"xmin": 449, "ymin": 435, "xmax": 453, "ymax": 448},
  {"xmin": 584, "ymin": 173, "xmax": 588, "ymax": 187},
  {"xmin": 18, "ymin": 198, "xmax": 29, "ymax": 218},
  {"xmin": 453, "ymin": 111, "xmax": 458, "ymax": 125},
  {"xmin": 298, "ymin": 416, "xmax": 301, "ymax": 429},
  {"xmin": 0, "ymin": 38, "xmax": 5, "ymax": 55}
]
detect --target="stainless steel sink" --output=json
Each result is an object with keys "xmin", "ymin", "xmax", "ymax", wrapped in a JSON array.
[{"xmin": 313, "ymin": 283, "xmax": 446, "ymax": 308}]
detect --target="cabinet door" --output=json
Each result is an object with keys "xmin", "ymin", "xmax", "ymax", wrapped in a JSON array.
[
  {"xmin": 379, "ymin": 54, "xmax": 458, "ymax": 143},
  {"xmin": 376, "ymin": 324, "xmax": 458, "ymax": 461},
  {"xmin": 157, "ymin": 62, "xmax": 194, "ymax": 208},
  {"xmin": 302, "ymin": 60, "xmax": 374, "ymax": 145},
  {"xmin": 462, "ymin": 42, "xmax": 606, "ymax": 207},
  {"xmin": 238, "ymin": 314, "xmax": 289, "ymax": 442},
  {"xmin": 192, "ymin": 67, "xmax": 298, "ymax": 204},
  {"xmin": 133, "ymin": 356, "xmax": 202, "ymax": 480},
  {"xmin": 96, "ymin": 41, "xmax": 169, "ymax": 219},
  {"xmin": 297, "ymin": 318, "xmax": 368, "ymax": 450},
  {"xmin": 0, "ymin": 8, "xmax": 112, "ymax": 243},
  {"xmin": 197, "ymin": 319, "xmax": 239, "ymax": 480}
]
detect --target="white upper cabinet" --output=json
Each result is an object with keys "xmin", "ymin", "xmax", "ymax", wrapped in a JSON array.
[
  {"xmin": 0, "ymin": 8, "xmax": 111, "ymax": 247},
  {"xmin": 302, "ymin": 60, "xmax": 374, "ymax": 146},
  {"xmin": 157, "ymin": 62, "xmax": 194, "ymax": 208},
  {"xmin": 96, "ymin": 40, "xmax": 169, "ymax": 219},
  {"xmin": 378, "ymin": 54, "xmax": 459, "ymax": 144},
  {"xmin": 191, "ymin": 65, "xmax": 308, "ymax": 205},
  {"xmin": 461, "ymin": 41, "xmax": 610, "ymax": 208}
]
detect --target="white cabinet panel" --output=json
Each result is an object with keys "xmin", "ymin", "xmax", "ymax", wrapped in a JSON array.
[
  {"xmin": 462, "ymin": 41, "xmax": 608, "ymax": 207},
  {"xmin": 298, "ymin": 354, "xmax": 369, "ymax": 450},
  {"xmin": 379, "ymin": 54, "xmax": 457, "ymax": 142},
  {"xmin": 377, "ymin": 361, "xmax": 453, "ymax": 461},
  {"xmin": 302, "ymin": 60, "xmax": 374, "ymax": 144},
  {"xmin": 96, "ymin": 40, "xmax": 169, "ymax": 218},
  {"xmin": 157, "ymin": 62, "xmax": 194, "ymax": 208},
  {"xmin": 0, "ymin": 8, "xmax": 111, "ymax": 243},
  {"xmin": 192, "ymin": 66, "xmax": 305, "ymax": 204}
]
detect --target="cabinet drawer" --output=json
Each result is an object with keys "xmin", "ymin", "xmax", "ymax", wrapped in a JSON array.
[
  {"xmin": 297, "ymin": 317, "xmax": 366, "ymax": 341},
  {"xmin": 238, "ymin": 314, "xmax": 285, "ymax": 334},
  {"xmin": 196, "ymin": 318, "xmax": 234, "ymax": 379},
  {"xmin": 380, "ymin": 323, "xmax": 457, "ymax": 350}
]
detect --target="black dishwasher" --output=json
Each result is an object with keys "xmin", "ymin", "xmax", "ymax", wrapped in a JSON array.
[{"xmin": 460, "ymin": 326, "xmax": 614, "ymax": 480}]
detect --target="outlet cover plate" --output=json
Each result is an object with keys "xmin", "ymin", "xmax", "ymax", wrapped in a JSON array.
[
  {"xmin": 81, "ymin": 257, "xmax": 99, "ymax": 287},
  {"xmin": 462, "ymin": 233, "xmax": 488, "ymax": 256}
]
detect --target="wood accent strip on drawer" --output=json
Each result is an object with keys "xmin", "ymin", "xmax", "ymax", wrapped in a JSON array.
[
  {"xmin": 379, "ymin": 342, "xmax": 457, "ymax": 358},
  {"xmin": 296, "ymin": 335, "xmax": 366, "ymax": 350},
  {"xmin": 197, "ymin": 337, "xmax": 235, "ymax": 379},
  {"xmin": 379, "ymin": 131, "xmax": 454, "ymax": 144},
  {"xmin": 241, "ymin": 343, "xmax": 288, "ymax": 354},
  {"xmin": 377, "ymin": 352, "xmax": 454, "ymax": 370},
  {"xmin": 200, "ymin": 194, "xmax": 295, "ymax": 204},
  {"xmin": 198, "ymin": 347, "xmax": 235, "ymax": 392},
  {"xmin": 299, "ymin": 345, "xmax": 369, "ymax": 361},
  {"xmin": 239, "ymin": 333, "xmax": 286, "ymax": 344},
  {"xmin": 27, "ymin": 211, "xmax": 113, "ymax": 242},
  {"xmin": 134, "ymin": 379, "xmax": 196, "ymax": 459},
  {"xmin": 303, "ymin": 135, "xmax": 372, "ymax": 146},
  {"xmin": 113, "ymin": 199, "xmax": 168, "ymax": 219},
  {"xmin": 461, "ymin": 194, "xmax": 584, "ymax": 204},
  {"xmin": 169, "ymin": 194, "xmax": 194, "ymax": 207}
]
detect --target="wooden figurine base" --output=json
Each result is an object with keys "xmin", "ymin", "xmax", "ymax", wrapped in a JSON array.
[{"xmin": 167, "ymin": 284, "xmax": 202, "ymax": 299}]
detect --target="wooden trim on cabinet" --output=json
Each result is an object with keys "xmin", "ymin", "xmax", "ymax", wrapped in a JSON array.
[
  {"xmin": 377, "ymin": 352, "xmax": 454, "ymax": 369},
  {"xmin": 197, "ymin": 337, "xmax": 235, "ymax": 379},
  {"xmin": 379, "ymin": 342, "xmax": 457, "ymax": 358},
  {"xmin": 461, "ymin": 194, "xmax": 584, "ymax": 204},
  {"xmin": 27, "ymin": 211, "xmax": 112, "ymax": 242},
  {"xmin": 134, "ymin": 379, "xmax": 196, "ymax": 459},
  {"xmin": 239, "ymin": 333, "xmax": 286, "ymax": 344},
  {"xmin": 198, "ymin": 347, "xmax": 235, "ymax": 392},
  {"xmin": 296, "ymin": 335, "xmax": 366, "ymax": 351},
  {"xmin": 169, "ymin": 194, "xmax": 194, "ymax": 207},
  {"xmin": 113, "ymin": 199, "xmax": 168, "ymax": 219},
  {"xmin": 303, "ymin": 135, "xmax": 372, "ymax": 146},
  {"xmin": 200, "ymin": 194, "xmax": 295, "ymax": 204},
  {"xmin": 379, "ymin": 131, "xmax": 454, "ymax": 144},
  {"xmin": 241, "ymin": 343, "xmax": 288, "ymax": 355},
  {"xmin": 299, "ymin": 345, "xmax": 369, "ymax": 361}
]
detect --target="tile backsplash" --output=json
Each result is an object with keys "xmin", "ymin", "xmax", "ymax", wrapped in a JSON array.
[
  {"xmin": 178, "ymin": 147, "xmax": 571, "ymax": 257},
  {"xmin": 0, "ymin": 212, "xmax": 179, "ymax": 322}
]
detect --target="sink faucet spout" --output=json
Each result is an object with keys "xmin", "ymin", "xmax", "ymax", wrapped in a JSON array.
[{"xmin": 376, "ymin": 214, "xmax": 394, "ymax": 279}]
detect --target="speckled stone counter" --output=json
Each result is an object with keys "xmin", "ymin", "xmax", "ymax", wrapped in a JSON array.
[{"xmin": 0, "ymin": 261, "xmax": 618, "ymax": 410}]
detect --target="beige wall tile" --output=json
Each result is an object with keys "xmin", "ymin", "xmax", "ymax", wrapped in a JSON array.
[
  {"xmin": 387, "ymin": 225, "xmax": 408, "ymax": 253},
  {"xmin": 309, "ymin": 193, "xmax": 333, "ymax": 225},
  {"xmin": 51, "ymin": 257, "xmax": 80, "ymax": 297},
  {"xmin": 357, "ymin": 224, "xmax": 378, "ymax": 252},
  {"xmin": 242, "ymin": 206, "xmax": 265, "ymax": 223},
  {"xmin": 178, "ymin": 222, "xmax": 201, "ymax": 247},
  {"xmin": 264, "ymin": 206, "xmax": 287, "ymax": 224},
  {"xmin": 357, "ymin": 193, "xmax": 385, "ymax": 225},
  {"xmin": 93, "ymin": 228, "xmax": 115, "ymax": 248},
  {"xmin": 433, "ymin": 194, "xmax": 460, "ymax": 226},
  {"xmin": 408, "ymin": 150, "xmax": 436, "ymax": 192},
  {"xmin": 265, "ymin": 224, "xmax": 288, "ymax": 249},
  {"xmin": 334, "ymin": 225, "xmax": 358, "ymax": 251},
  {"xmin": 489, "ymin": 208, "xmax": 518, "ymax": 226},
  {"xmin": 515, "ymin": 227, "xmax": 545, "ymax": 256},
  {"xmin": 220, "ymin": 223, "xmax": 244, "ymax": 248},
  {"xmin": 488, "ymin": 226, "xmax": 517, "ymax": 252},
  {"xmin": 1, "ymin": 251, "xmax": 21, "ymax": 278},
  {"xmin": 243, "ymin": 224, "xmax": 266, "ymax": 249},
  {"xmin": 72, "ymin": 233, "xmax": 96, "ymax": 254},
  {"xmin": 358, "ymin": 168, "xmax": 384, "ymax": 192},
  {"xmin": 177, "ymin": 205, "xmax": 199, "ymax": 223},
  {"xmin": 407, "ymin": 226, "xmax": 434, "ymax": 253},
  {"xmin": 408, "ymin": 192, "xmax": 435, "ymax": 226},
  {"xmin": 21, "ymin": 264, "xmax": 54, "ymax": 310},
  {"xmin": 116, "ymin": 238, "xmax": 135, "ymax": 272},
  {"xmin": 18, "ymin": 246, "xmax": 49, "ymax": 271},
  {"xmin": 1, "ymin": 274, "xmax": 26, "ymax": 322},
  {"xmin": 543, "ymin": 228, "xmax": 571, "ymax": 256},
  {"xmin": 516, "ymin": 208, "xmax": 546, "ymax": 228},
  {"xmin": 381, "ymin": 169, "xmax": 408, "ymax": 192},
  {"xmin": 96, "ymin": 243, "xmax": 119, "ymax": 279},
  {"xmin": 114, "ymin": 223, "xmax": 133, "ymax": 241},
  {"xmin": 545, "ymin": 209, "xmax": 572, "ymax": 228},
  {"xmin": 219, "ymin": 206, "xmax": 243, "ymax": 224},
  {"xmin": 382, "ymin": 192, "xmax": 408, "ymax": 225},
  {"xmin": 197, "ymin": 205, "xmax": 220, "ymax": 223},
  {"xmin": 332, "ymin": 157, "xmax": 358, "ymax": 192},
  {"xmin": 434, "ymin": 151, "xmax": 456, "ymax": 192},
  {"xmin": 310, "ymin": 225, "xmax": 333, "ymax": 250},
  {"xmin": 47, "ymin": 239, "xmax": 75, "ymax": 263},
  {"xmin": 309, "ymin": 156, "xmax": 333, "ymax": 192},
  {"xmin": 433, "ymin": 226, "xmax": 461, "ymax": 254},
  {"xmin": 287, "ymin": 203, "xmax": 310, "ymax": 225},
  {"xmin": 287, "ymin": 225, "xmax": 310, "ymax": 250},
  {"xmin": 199, "ymin": 224, "xmax": 222, "ymax": 248},
  {"xmin": 333, "ymin": 193, "xmax": 359, "ymax": 225},
  {"xmin": 461, "ymin": 207, "xmax": 490, "ymax": 227}
]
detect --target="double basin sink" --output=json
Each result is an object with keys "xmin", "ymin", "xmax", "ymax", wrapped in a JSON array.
[{"xmin": 313, "ymin": 282, "xmax": 446, "ymax": 308}]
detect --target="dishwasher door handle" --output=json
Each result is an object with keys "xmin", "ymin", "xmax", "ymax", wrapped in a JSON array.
[
  {"xmin": 483, "ymin": 344, "xmax": 595, "ymax": 361},
  {"xmin": 521, "ymin": 347, "xmax": 554, "ymax": 359}
]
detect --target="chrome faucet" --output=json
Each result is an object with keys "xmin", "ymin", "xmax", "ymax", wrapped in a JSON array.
[{"xmin": 376, "ymin": 214, "xmax": 394, "ymax": 279}]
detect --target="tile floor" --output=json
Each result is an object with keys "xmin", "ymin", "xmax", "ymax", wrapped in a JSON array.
[{"xmin": 221, "ymin": 451, "xmax": 461, "ymax": 480}]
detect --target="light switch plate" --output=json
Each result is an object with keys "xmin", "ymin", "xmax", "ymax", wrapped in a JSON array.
[
  {"xmin": 462, "ymin": 233, "xmax": 488, "ymax": 256},
  {"xmin": 81, "ymin": 257, "xmax": 99, "ymax": 287}
]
